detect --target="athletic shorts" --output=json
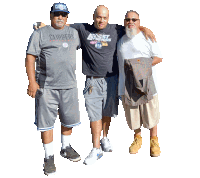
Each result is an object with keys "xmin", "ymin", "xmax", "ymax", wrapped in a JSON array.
[
  {"xmin": 83, "ymin": 75, "xmax": 119, "ymax": 122},
  {"xmin": 35, "ymin": 88, "xmax": 80, "ymax": 132},
  {"xmin": 122, "ymin": 94, "xmax": 160, "ymax": 130}
]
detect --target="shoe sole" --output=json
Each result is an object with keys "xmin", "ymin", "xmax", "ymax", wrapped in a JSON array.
[
  {"xmin": 129, "ymin": 151, "xmax": 138, "ymax": 154},
  {"xmin": 68, "ymin": 157, "xmax": 81, "ymax": 162},
  {"xmin": 150, "ymin": 153, "xmax": 160, "ymax": 157},
  {"xmin": 83, "ymin": 153, "xmax": 103, "ymax": 165},
  {"xmin": 129, "ymin": 147, "xmax": 140, "ymax": 154},
  {"xmin": 102, "ymin": 148, "xmax": 113, "ymax": 152},
  {"xmin": 44, "ymin": 171, "xmax": 56, "ymax": 176},
  {"xmin": 60, "ymin": 153, "xmax": 81, "ymax": 162}
]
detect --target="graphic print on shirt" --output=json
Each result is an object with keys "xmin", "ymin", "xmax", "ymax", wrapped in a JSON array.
[
  {"xmin": 87, "ymin": 33, "xmax": 111, "ymax": 49},
  {"xmin": 49, "ymin": 34, "xmax": 75, "ymax": 48}
]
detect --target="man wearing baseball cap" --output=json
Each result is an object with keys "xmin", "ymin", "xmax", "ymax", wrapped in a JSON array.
[
  {"xmin": 26, "ymin": 3, "xmax": 81, "ymax": 175},
  {"xmin": 34, "ymin": 5, "xmax": 156, "ymax": 165}
]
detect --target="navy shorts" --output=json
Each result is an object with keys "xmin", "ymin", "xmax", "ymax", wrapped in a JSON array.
[
  {"xmin": 35, "ymin": 88, "xmax": 81, "ymax": 132},
  {"xmin": 83, "ymin": 75, "xmax": 119, "ymax": 122}
]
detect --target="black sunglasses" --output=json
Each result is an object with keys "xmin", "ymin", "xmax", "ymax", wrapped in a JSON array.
[
  {"xmin": 53, "ymin": 12, "xmax": 68, "ymax": 17},
  {"xmin": 125, "ymin": 18, "xmax": 139, "ymax": 22}
]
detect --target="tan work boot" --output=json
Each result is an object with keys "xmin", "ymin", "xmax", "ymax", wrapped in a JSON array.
[
  {"xmin": 129, "ymin": 135, "xmax": 142, "ymax": 154},
  {"xmin": 150, "ymin": 136, "xmax": 161, "ymax": 157}
]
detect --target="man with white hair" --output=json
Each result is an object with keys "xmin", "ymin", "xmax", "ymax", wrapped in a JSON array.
[{"xmin": 117, "ymin": 10, "xmax": 162, "ymax": 157}]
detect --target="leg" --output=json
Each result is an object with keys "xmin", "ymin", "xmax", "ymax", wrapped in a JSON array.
[
  {"xmin": 41, "ymin": 129, "xmax": 53, "ymax": 144},
  {"xmin": 61, "ymin": 125, "xmax": 72, "ymax": 148},
  {"xmin": 90, "ymin": 119, "xmax": 102, "ymax": 149},
  {"xmin": 61, "ymin": 125, "xmax": 72, "ymax": 135},
  {"xmin": 102, "ymin": 116, "xmax": 111, "ymax": 137},
  {"xmin": 41, "ymin": 129, "xmax": 54, "ymax": 158},
  {"xmin": 150, "ymin": 124, "xmax": 157, "ymax": 137},
  {"xmin": 134, "ymin": 128, "xmax": 141, "ymax": 137},
  {"xmin": 150, "ymin": 125, "xmax": 160, "ymax": 157}
]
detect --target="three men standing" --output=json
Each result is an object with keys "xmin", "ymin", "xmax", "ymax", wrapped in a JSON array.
[{"xmin": 27, "ymin": 3, "xmax": 159, "ymax": 175}]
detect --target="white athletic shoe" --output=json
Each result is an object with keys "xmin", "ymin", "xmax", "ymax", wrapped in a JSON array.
[
  {"xmin": 100, "ymin": 137, "xmax": 113, "ymax": 152},
  {"xmin": 83, "ymin": 148, "xmax": 103, "ymax": 165}
]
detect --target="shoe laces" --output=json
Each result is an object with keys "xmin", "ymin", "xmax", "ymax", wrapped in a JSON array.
[
  {"xmin": 131, "ymin": 137, "xmax": 139, "ymax": 146},
  {"xmin": 103, "ymin": 138, "xmax": 111, "ymax": 146},
  {"xmin": 87, "ymin": 148, "xmax": 99, "ymax": 158},
  {"xmin": 151, "ymin": 139, "xmax": 159, "ymax": 147}
]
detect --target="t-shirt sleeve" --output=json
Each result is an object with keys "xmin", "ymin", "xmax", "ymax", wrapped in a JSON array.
[
  {"xmin": 115, "ymin": 24, "xmax": 125, "ymax": 40},
  {"xmin": 26, "ymin": 30, "xmax": 41, "ymax": 56},
  {"xmin": 149, "ymin": 40, "xmax": 162, "ymax": 58},
  {"xmin": 70, "ymin": 23, "xmax": 83, "ymax": 31},
  {"xmin": 116, "ymin": 24, "xmax": 124, "ymax": 30},
  {"xmin": 74, "ymin": 29, "xmax": 81, "ymax": 50}
]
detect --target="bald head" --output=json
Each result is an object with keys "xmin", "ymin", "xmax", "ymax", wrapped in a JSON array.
[
  {"xmin": 93, "ymin": 5, "xmax": 109, "ymax": 30},
  {"xmin": 94, "ymin": 5, "xmax": 109, "ymax": 17}
]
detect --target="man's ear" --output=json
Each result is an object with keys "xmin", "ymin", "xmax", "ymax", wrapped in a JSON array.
[{"xmin": 50, "ymin": 13, "xmax": 53, "ymax": 20}]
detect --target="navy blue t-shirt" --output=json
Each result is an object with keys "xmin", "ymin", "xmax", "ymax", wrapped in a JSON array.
[{"xmin": 70, "ymin": 23, "xmax": 125, "ymax": 77}]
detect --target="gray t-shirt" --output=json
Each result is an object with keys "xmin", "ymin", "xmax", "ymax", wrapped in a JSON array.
[{"xmin": 26, "ymin": 25, "xmax": 80, "ymax": 89}]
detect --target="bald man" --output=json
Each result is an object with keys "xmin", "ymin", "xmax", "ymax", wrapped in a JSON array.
[{"xmin": 34, "ymin": 5, "xmax": 156, "ymax": 165}]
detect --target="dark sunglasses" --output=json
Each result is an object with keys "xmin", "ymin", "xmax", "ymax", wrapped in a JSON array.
[
  {"xmin": 53, "ymin": 12, "xmax": 68, "ymax": 17},
  {"xmin": 125, "ymin": 18, "xmax": 139, "ymax": 22}
]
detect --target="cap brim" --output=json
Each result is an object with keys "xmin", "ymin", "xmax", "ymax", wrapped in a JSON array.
[{"xmin": 51, "ymin": 10, "xmax": 70, "ymax": 13}]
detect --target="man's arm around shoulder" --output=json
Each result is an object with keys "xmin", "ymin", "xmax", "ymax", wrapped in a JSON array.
[{"xmin": 34, "ymin": 22, "xmax": 70, "ymax": 30}]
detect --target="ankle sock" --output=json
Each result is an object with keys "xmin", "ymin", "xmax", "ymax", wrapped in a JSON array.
[
  {"xmin": 43, "ymin": 141, "xmax": 54, "ymax": 159},
  {"xmin": 61, "ymin": 134, "xmax": 71, "ymax": 149}
]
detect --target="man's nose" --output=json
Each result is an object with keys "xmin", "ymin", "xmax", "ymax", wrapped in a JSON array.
[
  {"xmin": 58, "ymin": 15, "xmax": 63, "ymax": 19},
  {"xmin": 99, "ymin": 17, "xmax": 106, "ymax": 22},
  {"xmin": 130, "ymin": 19, "xmax": 135, "ymax": 23}
]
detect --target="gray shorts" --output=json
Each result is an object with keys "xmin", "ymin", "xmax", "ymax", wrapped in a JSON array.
[
  {"xmin": 83, "ymin": 75, "xmax": 119, "ymax": 122},
  {"xmin": 35, "ymin": 88, "xmax": 80, "ymax": 131}
]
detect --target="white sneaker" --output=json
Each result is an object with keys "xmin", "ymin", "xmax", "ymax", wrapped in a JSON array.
[
  {"xmin": 83, "ymin": 148, "xmax": 103, "ymax": 165},
  {"xmin": 100, "ymin": 137, "xmax": 113, "ymax": 152}
]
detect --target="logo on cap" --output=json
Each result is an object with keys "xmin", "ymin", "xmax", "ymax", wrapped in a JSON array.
[{"xmin": 55, "ymin": 4, "xmax": 66, "ymax": 10}]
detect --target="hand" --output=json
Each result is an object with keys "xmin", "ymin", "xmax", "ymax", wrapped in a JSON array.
[
  {"xmin": 33, "ymin": 22, "xmax": 46, "ymax": 30},
  {"xmin": 27, "ymin": 82, "xmax": 40, "ymax": 98},
  {"xmin": 141, "ymin": 27, "xmax": 157, "ymax": 42}
]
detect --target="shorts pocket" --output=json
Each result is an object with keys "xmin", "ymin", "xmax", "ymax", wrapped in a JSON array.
[
  {"xmin": 35, "ymin": 88, "xmax": 43, "ymax": 99},
  {"xmin": 83, "ymin": 79, "xmax": 91, "ymax": 95}
]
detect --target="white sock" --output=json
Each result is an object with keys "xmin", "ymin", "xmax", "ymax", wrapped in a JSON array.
[
  {"xmin": 61, "ymin": 134, "xmax": 71, "ymax": 149},
  {"xmin": 43, "ymin": 141, "xmax": 54, "ymax": 159}
]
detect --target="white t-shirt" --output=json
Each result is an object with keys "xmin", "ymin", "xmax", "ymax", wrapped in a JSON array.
[{"xmin": 117, "ymin": 32, "xmax": 162, "ymax": 96}]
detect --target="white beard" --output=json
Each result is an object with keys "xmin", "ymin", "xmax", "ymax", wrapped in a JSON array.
[
  {"xmin": 125, "ymin": 26, "xmax": 137, "ymax": 39},
  {"xmin": 55, "ymin": 20, "xmax": 64, "ymax": 28}
]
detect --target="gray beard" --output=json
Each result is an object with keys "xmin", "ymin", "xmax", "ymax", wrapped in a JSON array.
[
  {"xmin": 125, "ymin": 26, "xmax": 137, "ymax": 39},
  {"xmin": 55, "ymin": 20, "xmax": 64, "ymax": 28}
]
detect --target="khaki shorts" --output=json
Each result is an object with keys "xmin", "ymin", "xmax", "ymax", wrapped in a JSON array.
[{"xmin": 122, "ymin": 94, "xmax": 160, "ymax": 130}]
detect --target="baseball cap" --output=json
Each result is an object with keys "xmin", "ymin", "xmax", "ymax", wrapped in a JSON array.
[{"xmin": 50, "ymin": 3, "xmax": 70, "ymax": 13}]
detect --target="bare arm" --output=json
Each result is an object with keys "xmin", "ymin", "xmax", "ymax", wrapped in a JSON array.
[
  {"xmin": 25, "ymin": 54, "xmax": 39, "ymax": 98},
  {"xmin": 26, "ymin": 54, "xmax": 36, "ymax": 83},
  {"xmin": 34, "ymin": 22, "xmax": 70, "ymax": 30},
  {"xmin": 152, "ymin": 56, "xmax": 162, "ymax": 66},
  {"xmin": 139, "ymin": 26, "xmax": 156, "ymax": 42}
]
